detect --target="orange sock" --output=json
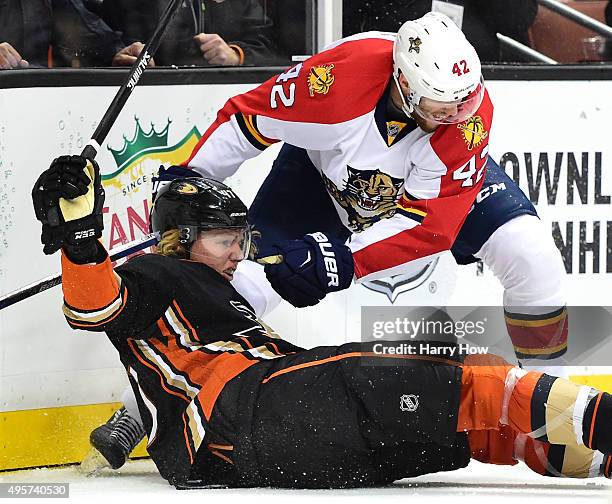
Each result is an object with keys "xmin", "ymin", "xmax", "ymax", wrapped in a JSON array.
[
  {"xmin": 457, "ymin": 354, "xmax": 543, "ymax": 434},
  {"xmin": 468, "ymin": 426, "xmax": 518, "ymax": 466},
  {"xmin": 468, "ymin": 426, "xmax": 552, "ymax": 475}
]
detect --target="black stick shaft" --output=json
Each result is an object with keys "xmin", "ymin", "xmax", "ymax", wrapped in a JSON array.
[
  {"xmin": 81, "ymin": 0, "xmax": 184, "ymax": 160},
  {"xmin": 10, "ymin": 1, "xmax": 181, "ymax": 310},
  {"xmin": 1, "ymin": 234, "xmax": 159, "ymax": 311}
]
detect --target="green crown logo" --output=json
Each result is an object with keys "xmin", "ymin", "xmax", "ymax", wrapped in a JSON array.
[{"xmin": 108, "ymin": 117, "xmax": 171, "ymax": 168}]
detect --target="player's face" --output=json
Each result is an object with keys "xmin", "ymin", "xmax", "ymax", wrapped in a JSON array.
[
  {"xmin": 394, "ymin": 73, "xmax": 484, "ymax": 132},
  {"xmin": 416, "ymin": 99, "xmax": 459, "ymax": 123},
  {"xmin": 189, "ymin": 228, "xmax": 249, "ymax": 280},
  {"xmin": 410, "ymin": 99, "xmax": 459, "ymax": 133}
]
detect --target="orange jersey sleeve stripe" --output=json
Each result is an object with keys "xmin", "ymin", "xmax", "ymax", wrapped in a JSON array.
[
  {"xmin": 63, "ymin": 288, "xmax": 128, "ymax": 328},
  {"xmin": 61, "ymin": 251, "xmax": 120, "ymax": 311},
  {"xmin": 243, "ymin": 114, "xmax": 276, "ymax": 147}
]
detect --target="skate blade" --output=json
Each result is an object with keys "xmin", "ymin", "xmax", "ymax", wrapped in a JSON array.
[{"xmin": 78, "ymin": 447, "xmax": 111, "ymax": 476}]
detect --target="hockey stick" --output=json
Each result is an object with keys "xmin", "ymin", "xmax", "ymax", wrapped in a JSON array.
[
  {"xmin": 1, "ymin": 233, "xmax": 160, "ymax": 311},
  {"xmin": 6, "ymin": 1, "xmax": 182, "ymax": 310},
  {"xmin": 81, "ymin": 0, "xmax": 184, "ymax": 160}
]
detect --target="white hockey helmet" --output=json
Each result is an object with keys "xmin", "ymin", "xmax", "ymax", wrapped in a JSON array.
[{"xmin": 393, "ymin": 12, "xmax": 484, "ymax": 124}]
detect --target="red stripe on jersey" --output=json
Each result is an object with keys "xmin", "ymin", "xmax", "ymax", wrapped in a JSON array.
[
  {"xmin": 506, "ymin": 320, "xmax": 568, "ymax": 356},
  {"xmin": 352, "ymin": 91, "xmax": 493, "ymax": 279},
  {"xmin": 185, "ymin": 37, "xmax": 394, "ymax": 165}
]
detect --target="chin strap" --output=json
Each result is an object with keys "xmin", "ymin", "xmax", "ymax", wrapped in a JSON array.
[{"xmin": 392, "ymin": 73, "xmax": 414, "ymax": 118}]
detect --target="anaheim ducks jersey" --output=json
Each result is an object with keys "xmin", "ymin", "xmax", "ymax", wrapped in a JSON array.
[
  {"xmin": 60, "ymin": 251, "xmax": 301, "ymax": 485},
  {"xmin": 185, "ymin": 32, "xmax": 494, "ymax": 281}
]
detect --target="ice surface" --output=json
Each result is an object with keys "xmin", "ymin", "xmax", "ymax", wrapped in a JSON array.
[{"xmin": 0, "ymin": 459, "xmax": 609, "ymax": 504}]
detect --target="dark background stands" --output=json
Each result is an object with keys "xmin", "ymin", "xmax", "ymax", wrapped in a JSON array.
[
  {"xmin": 101, "ymin": 0, "xmax": 281, "ymax": 66},
  {"xmin": 0, "ymin": 0, "xmax": 52, "ymax": 67},
  {"xmin": 606, "ymin": 0, "xmax": 612, "ymax": 59},
  {"xmin": 0, "ymin": 0, "xmax": 122, "ymax": 68},
  {"xmin": 342, "ymin": 0, "xmax": 539, "ymax": 63}
]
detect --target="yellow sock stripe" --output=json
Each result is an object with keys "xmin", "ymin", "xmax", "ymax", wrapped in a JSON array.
[
  {"xmin": 513, "ymin": 341, "xmax": 568, "ymax": 356},
  {"xmin": 505, "ymin": 310, "xmax": 567, "ymax": 328}
]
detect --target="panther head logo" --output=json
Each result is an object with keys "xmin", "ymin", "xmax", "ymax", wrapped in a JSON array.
[{"xmin": 322, "ymin": 167, "xmax": 404, "ymax": 232}]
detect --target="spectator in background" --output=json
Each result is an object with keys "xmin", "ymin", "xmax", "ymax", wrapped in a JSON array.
[
  {"xmin": 52, "ymin": 0, "xmax": 124, "ymax": 67},
  {"xmin": 343, "ymin": 0, "xmax": 539, "ymax": 63},
  {"xmin": 0, "ymin": 0, "xmax": 52, "ymax": 68},
  {"xmin": 0, "ymin": 0, "xmax": 122, "ymax": 69},
  {"xmin": 103, "ymin": 0, "xmax": 281, "ymax": 67}
]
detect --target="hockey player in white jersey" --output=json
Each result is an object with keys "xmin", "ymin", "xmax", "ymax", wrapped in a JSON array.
[{"xmin": 184, "ymin": 12, "xmax": 568, "ymax": 363}]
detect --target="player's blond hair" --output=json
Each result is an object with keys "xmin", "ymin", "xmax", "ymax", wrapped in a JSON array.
[{"xmin": 155, "ymin": 229, "xmax": 187, "ymax": 258}]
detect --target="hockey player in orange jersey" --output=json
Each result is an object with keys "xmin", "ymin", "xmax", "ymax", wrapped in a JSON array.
[{"xmin": 31, "ymin": 158, "xmax": 612, "ymax": 488}]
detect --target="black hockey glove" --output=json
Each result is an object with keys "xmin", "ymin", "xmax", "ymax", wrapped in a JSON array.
[
  {"xmin": 32, "ymin": 155, "xmax": 105, "ymax": 256},
  {"xmin": 263, "ymin": 232, "xmax": 354, "ymax": 307}
]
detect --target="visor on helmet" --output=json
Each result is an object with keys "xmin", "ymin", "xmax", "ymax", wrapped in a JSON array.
[
  {"xmin": 411, "ymin": 77, "xmax": 485, "ymax": 125},
  {"xmin": 179, "ymin": 224, "xmax": 252, "ymax": 258}
]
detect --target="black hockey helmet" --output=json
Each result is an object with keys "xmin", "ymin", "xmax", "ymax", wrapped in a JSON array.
[{"xmin": 150, "ymin": 177, "xmax": 250, "ymax": 250}]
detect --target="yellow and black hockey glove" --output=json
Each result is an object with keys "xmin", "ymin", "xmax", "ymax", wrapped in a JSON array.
[{"xmin": 32, "ymin": 155, "xmax": 105, "ymax": 258}]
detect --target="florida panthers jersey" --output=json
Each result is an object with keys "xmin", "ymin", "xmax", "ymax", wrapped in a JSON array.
[{"xmin": 186, "ymin": 33, "xmax": 494, "ymax": 281}]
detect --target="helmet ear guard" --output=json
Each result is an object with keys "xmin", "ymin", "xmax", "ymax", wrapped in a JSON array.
[{"xmin": 178, "ymin": 225, "xmax": 198, "ymax": 244}]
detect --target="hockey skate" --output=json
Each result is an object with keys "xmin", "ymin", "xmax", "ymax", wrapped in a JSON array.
[{"xmin": 79, "ymin": 407, "xmax": 145, "ymax": 475}]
